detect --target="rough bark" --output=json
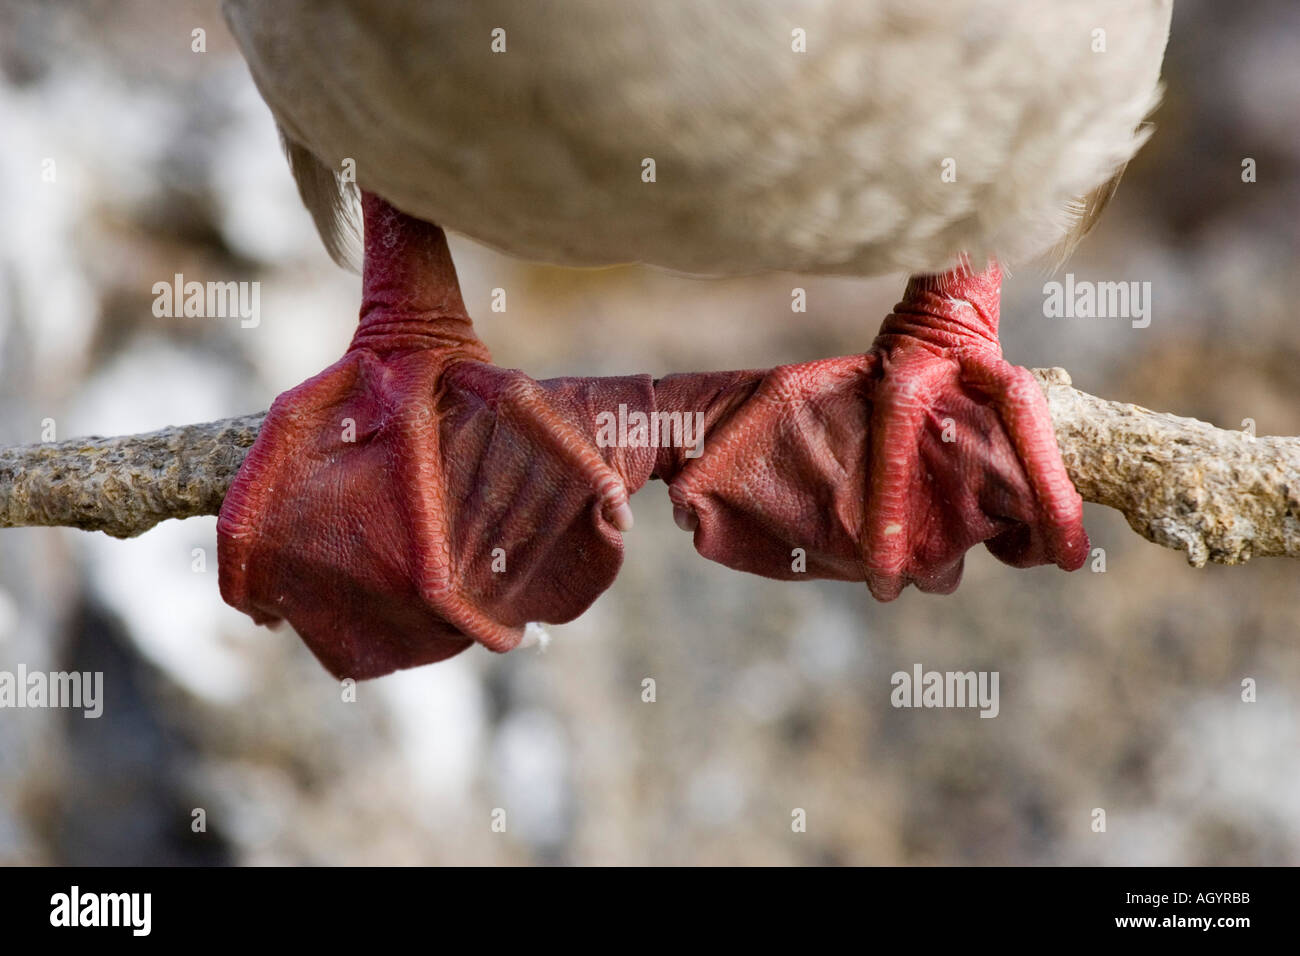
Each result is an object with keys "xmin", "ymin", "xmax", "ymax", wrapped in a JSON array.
[
  {"xmin": 0, "ymin": 369, "xmax": 1296, "ymax": 566},
  {"xmin": 1033, "ymin": 368, "xmax": 1299, "ymax": 566},
  {"xmin": 0, "ymin": 413, "xmax": 264, "ymax": 539}
]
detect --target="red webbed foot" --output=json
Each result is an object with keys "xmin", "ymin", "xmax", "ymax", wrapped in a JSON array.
[
  {"xmin": 656, "ymin": 263, "xmax": 1089, "ymax": 598},
  {"xmin": 218, "ymin": 195, "xmax": 655, "ymax": 679}
]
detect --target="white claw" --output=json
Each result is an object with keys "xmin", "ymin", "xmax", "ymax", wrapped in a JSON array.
[
  {"xmin": 609, "ymin": 501, "xmax": 635, "ymax": 532},
  {"xmin": 520, "ymin": 621, "xmax": 551, "ymax": 651},
  {"xmin": 673, "ymin": 505, "xmax": 699, "ymax": 532}
]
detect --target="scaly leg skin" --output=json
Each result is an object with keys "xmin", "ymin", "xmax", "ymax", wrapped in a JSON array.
[
  {"xmin": 218, "ymin": 193, "xmax": 656, "ymax": 680},
  {"xmin": 657, "ymin": 263, "xmax": 1089, "ymax": 598}
]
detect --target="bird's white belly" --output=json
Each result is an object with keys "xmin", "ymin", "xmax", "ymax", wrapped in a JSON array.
[{"xmin": 224, "ymin": 0, "xmax": 1171, "ymax": 276}]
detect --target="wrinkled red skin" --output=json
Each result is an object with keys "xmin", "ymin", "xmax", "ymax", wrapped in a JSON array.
[
  {"xmin": 218, "ymin": 194, "xmax": 1087, "ymax": 680},
  {"xmin": 659, "ymin": 269, "xmax": 1089, "ymax": 598}
]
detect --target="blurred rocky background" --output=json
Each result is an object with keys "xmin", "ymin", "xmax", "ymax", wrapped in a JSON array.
[{"xmin": 0, "ymin": 0, "xmax": 1296, "ymax": 865}]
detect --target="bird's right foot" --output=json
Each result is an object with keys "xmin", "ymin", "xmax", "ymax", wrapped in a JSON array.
[{"xmin": 218, "ymin": 194, "xmax": 655, "ymax": 679}]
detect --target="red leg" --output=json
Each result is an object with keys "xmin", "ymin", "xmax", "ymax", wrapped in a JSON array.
[
  {"xmin": 657, "ymin": 262, "xmax": 1089, "ymax": 596},
  {"xmin": 218, "ymin": 194, "xmax": 656, "ymax": 679}
]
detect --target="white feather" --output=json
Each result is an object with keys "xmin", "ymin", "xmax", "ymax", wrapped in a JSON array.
[{"xmin": 223, "ymin": 0, "xmax": 1172, "ymax": 276}]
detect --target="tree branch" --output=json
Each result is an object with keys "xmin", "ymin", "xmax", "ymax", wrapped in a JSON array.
[
  {"xmin": 1033, "ymin": 368, "xmax": 1299, "ymax": 566},
  {"xmin": 1, "ymin": 369, "xmax": 1296, "ymax": 566},
  {"xmin": 0, "ymin": 413, "xmax": 264, "ymax": 539}
]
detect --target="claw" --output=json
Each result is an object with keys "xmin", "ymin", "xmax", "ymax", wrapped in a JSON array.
[{"xmin": 608, "ymin": 500, "xmax": 636, "ymax": 533}]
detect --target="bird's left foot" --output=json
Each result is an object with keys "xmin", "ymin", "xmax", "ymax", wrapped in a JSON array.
[{"xmin": 657, "ymin": 264, "xmax": 1089, "ymax": 597}]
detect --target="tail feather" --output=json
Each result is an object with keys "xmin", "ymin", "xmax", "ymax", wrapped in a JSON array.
[
  {"xmin": 1045, "ymin": 117, "xmax": 1155, "ymax": 272},
  {"xmin": 280, "ymin": 130, "xmax": 362, "ymax": 273}
]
